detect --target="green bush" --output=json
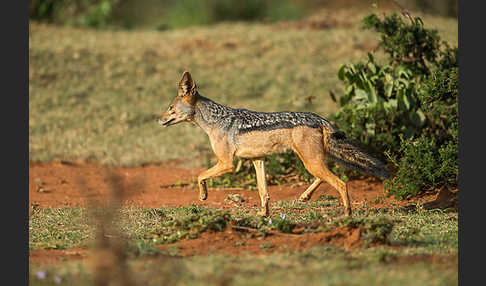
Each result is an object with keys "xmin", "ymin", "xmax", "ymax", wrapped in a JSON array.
[
  {"xmin": 330, "ymin": 12, "xmax": 458, "ymax": 199},
  {"xmin": 330, "ymin": 13, "xmax": 456, "ymax": 157},
  {"xmin": 384, "ymin": 68, "xmax": 458, "ymax": 199},
  {"xmin": 29, "ymin": 0, "xmax": 120, "ymax": 28}
]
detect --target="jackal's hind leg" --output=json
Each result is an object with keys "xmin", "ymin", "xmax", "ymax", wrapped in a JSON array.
[
  {"xmin": 252, "ymin": 159, "xmax": 270, "ymax": 217},
  {"xmin": 197, "ymin": 161, "xmax": 233, "ymax": 201},
  {"xmin": 298, "ymin": 178, "xmax": 322, "ymax": 202},
  {"xmin": 291, "ymin": 128, "xmax": 352, "ymax": 216},
  {"xmin": 308, "ymin": 166, "xmax": 351, "ymax": 216},
  {"xmin": 303, "ymin": 163, "xmax": 351, "ymax": 216}
]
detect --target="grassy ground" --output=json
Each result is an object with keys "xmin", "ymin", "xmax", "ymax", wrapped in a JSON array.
[
  {"xmin": 29, "ymin": 203, "xmax": 459, "ymax": 253},
  {"xmin": 29, "ymin": 202, "xmax": 458, "ymax": 285},
  {"xmin": 29, "ymin": 8, "xmax": 457, "ymax": 167}
]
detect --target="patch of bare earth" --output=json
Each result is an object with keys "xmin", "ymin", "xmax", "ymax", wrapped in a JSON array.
[
  {"xmin": 29, "ymin": 248, "xmax": 88, "ymax": 265},
  {"xmin": 29, "ymin": 161, "xmax": 440, "ymax": 211},
  {"xmin": 158, "ymin": 225, "xmax": 366, "ymax": 257}
]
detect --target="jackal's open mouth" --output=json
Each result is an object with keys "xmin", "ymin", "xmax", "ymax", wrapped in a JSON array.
[{"xmin": 160, "ymin": 118, "xmax": 175, "ymax": 127}]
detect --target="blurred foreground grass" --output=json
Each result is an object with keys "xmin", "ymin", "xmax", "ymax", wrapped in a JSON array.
[
  {"xmin": 29, "ymin": 203, "xmax": 457, "ymax": 285},
  {"xmin": 29, "ymin": 8, "xmax": 457, "ymax": 166}
]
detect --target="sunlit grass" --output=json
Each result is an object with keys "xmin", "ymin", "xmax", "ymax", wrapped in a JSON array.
[{"xmin": 29, "ymin": 203, "xmax": 457, "ymax": 285}]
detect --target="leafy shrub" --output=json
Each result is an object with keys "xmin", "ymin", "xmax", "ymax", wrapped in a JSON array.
[
  {"xmin": 333, "ymin": 54, "xmax": 426, "ymax": 158},
  {"xmin": 330, "ymin": 13, "xmax": 456, "ymax": 157},
  {"xmin": 384, "ymin": 68, "xmax": 458, "ymax": 199},
  {"xmin": 330, "ymin": 12, "xmax": 458, "ymax": 199}
]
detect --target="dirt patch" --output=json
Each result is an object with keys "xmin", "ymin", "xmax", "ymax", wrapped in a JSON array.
[
  {"xmin": 157, "ymin": 225, "xmax": 367, "ymax": 256},
  {"xmin": 29, "ymin": 226, "xmax": 368, "ymax": 264},
  {"xmin": 29, "ymin": 161, "xmax": 436, "ymax": 211},
  {"xmin": 29, "ymin": 248, "xmax": 89, "ymax": 265}
]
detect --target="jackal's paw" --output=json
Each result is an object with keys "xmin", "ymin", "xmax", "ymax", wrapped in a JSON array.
[
  {"xmin": 199, "ymin": 191, "xmax": 208, "ymax": 201},
  {"xmin": 344, "ymin": 208, "xmax": 352, "ymax": 217},
  {"xmin": 198, "ymin": 181, "xmax": 208, "ymax": 201},
  {"xmin": 298, "ymin": 195, "xmax": 310, "ymax": 202},
  {"xmin": 257, "ymin": 209, "xmax": 269, "ymax": 217}
]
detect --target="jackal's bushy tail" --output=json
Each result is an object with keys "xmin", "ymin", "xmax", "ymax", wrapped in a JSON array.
[{"xmin": 325, "ymin": 132, "xmax": 391, "ymax": 179}]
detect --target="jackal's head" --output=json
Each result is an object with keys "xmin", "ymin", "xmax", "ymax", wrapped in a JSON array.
[{"xmin": 158, "ymin": 71, "xmax": 198, "ymax": 127}]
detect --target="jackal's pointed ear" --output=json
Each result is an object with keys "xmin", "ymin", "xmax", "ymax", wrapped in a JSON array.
[{"xmin": 178, "ymin": 71, "xmax": 197, "ymax": 97}]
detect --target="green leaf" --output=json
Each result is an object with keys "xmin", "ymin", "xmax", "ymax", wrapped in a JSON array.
[
  {"xmin": 403, "ymin": 93, "xmax": 411, "ymax": 110},
  {"xmin": 345, "ymin": 85, "xmax": 354, "ymax": 95},
  {"xmin": 355, "ymin": 89, "xmax": 368, "ymax": 101},
  {"xmin": 338, "ymin": 65, "xmax": 346, "ymax": 81},
  {"xmin": 369, "ymin": 75, "xmax": 379, "ymax": 83},
  {"xmin": 395, "ymin": 78, "xmax": 409, "ymax": 88},
  {"xmin": 414, "ymin": 108, "xmax": 426, "ymax": 126},
  {"xmin": 405, "ymin": 89, "xmax": 416, "ymax": 109},
  {"xmin": 367, "ymin": 61, "xmax": 376, "ymax": 74},
  {"xmin": 345, "ymin": 70, "xmax": 356, "ymax": 83},
  {"xmin": 384, "ymin": 82, "xmax": 393, "ymax": 98},
  {"xmin": 396, "ymin": 67, "xmax": 411, "ymax": 79},
  {"xmin": 366, "ymin": 81, "xmax": 377, "ymax": 103},
  {"xmin": 366, "ymin": 122, "xmax": 376, "ymax": 136},
  {"xmin": 397, "ymin": 89, "xmax": 406, "ymax": 111},
  {"xmin": 388, "ymin": 99, "xmax": 397, "ymax": 109},
  {"xmin": 367, "ymin": 52, "xmax": 375, "ymax": 63},
  {"xmin": 414, "ymin": 17, "xmax": 424, "ymax": 27}
]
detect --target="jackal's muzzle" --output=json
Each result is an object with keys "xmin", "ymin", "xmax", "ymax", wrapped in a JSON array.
[{"xmin": 157, "ymin": 117, "xmax": 175, "ymax": 127}]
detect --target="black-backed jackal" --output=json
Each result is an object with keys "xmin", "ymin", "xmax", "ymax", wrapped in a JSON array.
[{"xmin": 158, "ymin": 71, "xmax": 391, "ymax": 216}]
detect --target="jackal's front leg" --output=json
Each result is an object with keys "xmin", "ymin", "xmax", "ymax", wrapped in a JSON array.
[
  {"xmin": 197, "ymin": 161, "xmax": 234, "ymax": 201},
  {"xmin": 252, "ymin": 159, "xmax": 270, "ymax": 217}
]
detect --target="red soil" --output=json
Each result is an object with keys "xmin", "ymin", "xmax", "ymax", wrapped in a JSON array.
[
  {"xmin": 29, "ymin": 160, "xmax": 439, "ymax": 210},
  {"xmin": 158, "ymin": 225, "xmax": 366, "ymax": 257}
]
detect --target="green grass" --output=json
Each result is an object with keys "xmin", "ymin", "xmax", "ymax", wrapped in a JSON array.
[
  {"xmin": 30, "ymin": 204, "xmax": 457, "ymax": 254},
  {"xmin": 30, "ymin": 207, "xmax": 457, "ymax": 285},
  {"xmin": 29, "ymin": 9, "xmax": 457, "ymax": 167},
  {"xmin": 29, "ymin": 208, "xmax": 94, "ymax": 250},
  {"xmin": 29, "ymin": 200, "xmax": 457, "ymax": 285}
]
